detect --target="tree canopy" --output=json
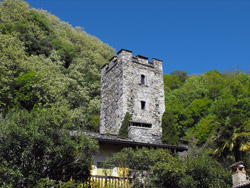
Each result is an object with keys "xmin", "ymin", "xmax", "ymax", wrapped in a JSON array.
[
  {"xmin": 0, "ymin": 0, "xmax": 115, "ymax": 130},
  {"xmin": 162, "ymin": 70, "xmax": 250, "ymax": 163}
]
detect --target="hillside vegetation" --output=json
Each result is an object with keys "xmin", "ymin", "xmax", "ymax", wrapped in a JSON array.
[
  {"xmin": 0, "ymin": 0, "xmax": 115, "ymax": 131},
  {"xmin": 0, "ymin": 0, "xmax": 113, "ymax": 186},
  {"xmin": 162, "ymin": 70, "xmax": 250, "ymax": 162},
  {"xmin": 0, "ymin": 0, "xmax": 250, "ymax": 187}
]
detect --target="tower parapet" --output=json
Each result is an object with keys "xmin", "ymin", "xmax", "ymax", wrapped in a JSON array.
[{"xmin": 100, "ymin": 49, "xmax": 165, "ymax": 144}]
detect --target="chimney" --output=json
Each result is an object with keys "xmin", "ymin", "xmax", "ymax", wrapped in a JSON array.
[{"xmin": 230, "ymin": 161, "xmax": 250, "ymax": 188}]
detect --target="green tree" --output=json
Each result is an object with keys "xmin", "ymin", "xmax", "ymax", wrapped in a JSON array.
[
  {"xmin": 211, "ymin": 73, "xmax": 250, "ymax": 162},
  {"xmin": 170, "ymin": 70, "xmax": 188, "ymax": 83},
  {"xmin": 118, "ymin": 112, "xmax": 132, "ymax": 138},
  {"xmin": 214, "ymin": 116, "xmax": 250, "ymax": 162},
  {"xmin": 180, "ymin": 153, "xmax": 231, "ymax": 188},
  {"xmin": 187, "ymin": 115, "xmax": 220, "ymax": 143},
  {"xmin": 14, "ymin": 72, "xmax": 43, "ymax": 111},
  {"xmin": 161, "ymin": 107, "xmax": 179, "ymax": 145},
  {"xmin": 52, "ymin": 39, "xmax": 78, "ymax": 68},
  {"xmin": 0, "ymin": 34, "xmax": 27, "ymax": 117},
  {"xmin": 0, "ymin": 108, "xmax": 98, "ymax": 187},
  {"xmin": 163, "ymin": 74, "xmax": 182, "ymax": 91},
  {"xmin": 187, "ymin": 98, "xmax": 211, "ymax": 124}
]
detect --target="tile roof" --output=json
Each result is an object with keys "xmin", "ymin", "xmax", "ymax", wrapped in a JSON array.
[{"xmin": 230, "ymin": 161, "xmax": 245, "ymax": 168}]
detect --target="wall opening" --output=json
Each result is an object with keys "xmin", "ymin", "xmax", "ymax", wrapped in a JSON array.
[
  {"xmin": 129, "ymin": 121, "xmax": 152, "ymax": 128},
  {"xmin": 141, "ymin": 101, "xmax": 146, "ymax": 110},
  {"xmin": 141, "ymin": 74, "xmax": 145, "ymax": 85}
]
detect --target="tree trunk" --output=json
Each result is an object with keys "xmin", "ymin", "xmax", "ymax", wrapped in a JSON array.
[{"xmin": 234, "ymin": 145, "xmax": 242, "ymax": 162}]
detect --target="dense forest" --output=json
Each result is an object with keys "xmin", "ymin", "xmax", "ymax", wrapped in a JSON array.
[
  {"xmin": 162, "ymin": 70, "xmax": 250, "ymax": 161},
  {"xmin": 0, "ymin": 0, "xmax": 250, "ymax": 187}
]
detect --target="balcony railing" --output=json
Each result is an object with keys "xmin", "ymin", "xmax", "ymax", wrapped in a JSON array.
[{"xmin": 89, "ymin": 175, "xmax": 134, "ymax": 188}]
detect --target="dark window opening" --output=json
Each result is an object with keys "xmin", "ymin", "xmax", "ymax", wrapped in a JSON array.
[
  {"xmin": 129, "ymin": 122, "xmax": 152, "ymax": 128},
  {"xmin": 141, "ymin": 74, "xmax": 145, "ymax": 85},
  {"xmin": 97, "ymin": 162, "xmax": 110, "ymax": 169},
  {"xmin": 97, "ymin": 162, "xmax": 104, "ymax": 168},
  {"xmin": 141, "ymin": 101, "xmax": 146, "ymax": 110}
]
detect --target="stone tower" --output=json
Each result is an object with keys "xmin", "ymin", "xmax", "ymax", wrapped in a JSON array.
[{"xmin": 100, "ymin": 49, "xmax": 165, "ymax": 143}]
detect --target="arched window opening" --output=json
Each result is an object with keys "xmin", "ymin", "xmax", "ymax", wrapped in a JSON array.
[{"xmin": 141, "ymin": 74, "xmax": 145, "ymax": 85}]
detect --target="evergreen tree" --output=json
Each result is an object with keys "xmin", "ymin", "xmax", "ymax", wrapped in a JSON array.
[{"xmin": 118, "ymin": 112, "xmax": 132, "ymax": 138}]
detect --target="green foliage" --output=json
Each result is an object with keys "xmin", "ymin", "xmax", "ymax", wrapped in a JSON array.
[
  {"xmin": 118, "ymin": 112, "xmax": 132, "ymax": 138},
  {"xmin": 180, "ymin": 154, "xmax": 231, "ymax": 188},
  {"xmin": 163, "ymin": 70, "xmax": 250, "ymax": 146},
  {"xmin": 105, "ymin": 147, "xmax": 232, "ymax": 188},
  {"xmin": 163, "ymin": 74, "xmax": 182, "ymax": 91},
  {"xmin": 0, "ymin": 0, "xmax": 249, "ymax": 186},
  {"xmin": 170, "ymin": 70, "xmax": 188, "ymax": 82},
  {"xmin": 213, "ymin": 115, "xmax": 250, "ymax": 162},
  {"xmin": 0, "ymin": 0, "xmax": 115, "ymax": 186},
  {"xmin": 147, "ymin": 151, "xmax": 183, "ymax": 188},
  {"xmin": 52, "ymin": 39, "xmax": 78, "ymax": 68},
  {"xmin": 14, "ymin": 72, "xmax": 43, "ymax": 111},
  {"xmin": 0, "ymin": 0, "xmax": 29, "ymax": 25},
  {"xmin": 105, "ymin": 147, "xmax": 182, "ymax": 188},
  {"xmin": 187, "ymin": 115, "xmax": 219, "ymax": 143},
  {"xmin": 36, "ymin": 178, "xmax": 86, "ymax": 188},
  {"xmin": 0, "ymin": 0, "xmax": 115, "ymax": 129},
  {"xmin": 163, "ymin": 71, "xmax": 187, "ymax": 91},
  {"xmin": 0, "ymin": 108, "xmax": 98, "ymax": 187},
  {"xmin": 161, "ymin": 107, "xmax": 179, "ymax": 145},
  {"xmin": 0, "ymin": 33, "xmax": 27, "ymax": 116},
  {"xmin": 188, "ymin": 98, "xmax": 211, "ymax": 123},
  {"xmin": 0, "ymin": 4, "xmax": 54, "ymax": 56}
]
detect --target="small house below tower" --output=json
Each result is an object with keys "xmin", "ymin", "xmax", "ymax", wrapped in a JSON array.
[{"xmin": 100, "ymin": 49, "xmax": 165, "ymax": 144}]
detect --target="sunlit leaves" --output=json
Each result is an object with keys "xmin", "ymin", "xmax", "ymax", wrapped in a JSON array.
[
  {"xmin": 163, "ymin": 69, "xmax": 250, "ymax": 148},
  {"xmin": 0, "ymin": 0, "xmax": 115, "ymax": 129}
]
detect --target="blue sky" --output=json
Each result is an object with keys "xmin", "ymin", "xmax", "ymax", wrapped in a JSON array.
[{"xmin": 26, "ymin": 0, "xmax": 250, "ymax": 75}]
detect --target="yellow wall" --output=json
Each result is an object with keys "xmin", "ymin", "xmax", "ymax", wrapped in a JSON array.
[{"xmin": 92, "ymin": 143, "xmax": 128, "ymax": 177}]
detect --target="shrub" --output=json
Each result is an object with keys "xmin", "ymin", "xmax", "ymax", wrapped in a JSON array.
[{"xmin": 118, "ymin": 112, "xmax": 132, "ymax": 138}]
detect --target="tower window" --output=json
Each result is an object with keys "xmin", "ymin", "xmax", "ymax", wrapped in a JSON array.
[
  {"xmin": 129, "ymin": 121, "xmax": 152, "ymax": 128},
  {"xmin": 141, "ymin": 74, "xmax": 145, "ymax": 85},
  {"xmin": 141, "ymin": 101, "xmax": 146, "ymax": 110}
]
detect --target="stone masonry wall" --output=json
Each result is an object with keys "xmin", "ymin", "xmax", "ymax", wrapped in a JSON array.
[
  {"xmin": 123, "ymin": 52, "xmax": 165, "ymax": 143},
  {"xmin": 100, "ymin": 49, "xmax": 165, "ymax": 144},
  {"xmin": 232, "ymin": 172, "xmax": 248, "ymax": 187},
  {"xmin": 100, "ymin": 56, "xmax": 124, "ymax": 134}
]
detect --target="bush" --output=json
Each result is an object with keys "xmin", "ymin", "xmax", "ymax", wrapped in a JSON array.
[{"xmin": 0, "ymin": 108, "xmax": 98, "ymax": 187}]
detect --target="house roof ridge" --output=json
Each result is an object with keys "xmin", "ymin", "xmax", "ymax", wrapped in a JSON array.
[{"xmin": 83, "ymin": 131, "xmax": 188, "ymax": 151}]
